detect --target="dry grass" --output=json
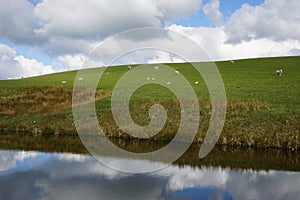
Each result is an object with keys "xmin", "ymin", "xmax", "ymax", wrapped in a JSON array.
[
  {"xmin": 0, "ymin": 86, "xmax": 111, "ymax": 115},
  {"xmin": 0, "ymin": 86, "xmax": 299, "ymax": 151},
  {"xmin": 97, "ymin": 98, "xmax": 299, "ymax": 150}
]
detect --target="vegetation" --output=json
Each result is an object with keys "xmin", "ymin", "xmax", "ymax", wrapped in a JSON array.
[{"xmin": 0, "ymin": 56, "xmax": 299, "ymax": 151}]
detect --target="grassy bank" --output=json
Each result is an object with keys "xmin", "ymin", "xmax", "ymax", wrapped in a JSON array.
[{"xmin": 0, "ymin": 56, "xmax": 299, "ymax": 151}]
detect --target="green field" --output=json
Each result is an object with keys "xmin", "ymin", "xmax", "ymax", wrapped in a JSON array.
[{"xmin": 0, "ymin": 56, "xmax": 299, "ymax": 151}]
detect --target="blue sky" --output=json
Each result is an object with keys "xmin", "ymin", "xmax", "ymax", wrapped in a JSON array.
[
  {"xmin": 174, "ymin": 0, "xmax": 264, "ymax": 27},
  {"xmin": 0, "ymin": 0, "xmax": 299, "ymax": 79}
]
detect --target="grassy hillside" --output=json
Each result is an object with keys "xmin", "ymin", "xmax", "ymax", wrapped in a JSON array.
[{"xmin": 0, "ymin": 56, "xmax": 299, "ymax": 151}]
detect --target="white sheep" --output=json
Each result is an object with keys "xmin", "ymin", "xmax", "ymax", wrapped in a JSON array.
[
  {"xmin": 146, "ymin": 77, "xmax": 151, "ymax": 80},
  {"xmin": 127, "ymin": 65, "xmax": 132, "ymax": 70},
  {"xmin": 166, "ymin": 81, "xmax": 171, "ymax": 85},
  {"xmin": 230, "ymin": 60, "xmax": 235, "ymax": 64},
  {"xmin": 276, "ymin": 69, "xmax": 283, "ymax": 76},
  {"xmin": 175, "ymin": 70, "xmax": 179, "ymax": 75},
  {"xmin": 78, "ymin": 77, "xmax": 84, "ymax": 81},
  {"xmin": 151, "ymin": 77, "xmax": 155, "ymax": 80},
  {"xmin": 195, "ymin": 81, "xmax": 199, "ymax": 85},
  {"xmin": 61, "ymin": 80, "xmax": 67, "ymax": 84}
]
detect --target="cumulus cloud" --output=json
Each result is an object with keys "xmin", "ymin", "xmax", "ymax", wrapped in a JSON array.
[
  {"xmin": 34, "ymin": 0, "xmax": 201, "ymax": 40},
  {"xmin": 58, "ymin": 54, "xmax": 86, "ymax": 71},
  {"xmin": 79, "ymin": 27, "xmax": 212, "ymax": 67},
  {"xmin": 203, "ymin": 0, "xmax": 224, "ymax": 26},
  {"xmin": 225, "ymin": 0, "xmax": 300, "ymax": 43},
  {"xmin": 147, "ymin": 51, "xmax": 185, "ymax": 64},
  {"xmin": 43, "ymin": 37, "xmax": 97, "ymax": 57},
  {"xmin": 158, "ymin": 0, "xmax": 202, "ymax": 20},
  {"xmin": 1, "ymin": 0, "xmax": 300, "ymax": 79},
  {"xmin": 0, "ymin": 44, "xmax": 54, "ymax": 79},
  {"xmin": 0, "ymin": 0, "xmax": 46, "ymax": 45},
  {"xmin": 57, "ymin": 54, "xmax": 105, "ymax": 72},
  {"xmin": 168, "ymin": 24, "xmax": 300, "ymax": 61},
  {"xmin": 0, "ymin": 0, "xmax": 202, "ymax": 54}
]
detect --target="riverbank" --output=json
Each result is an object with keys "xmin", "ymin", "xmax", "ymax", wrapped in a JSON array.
[
  {"xmin": 0, "ymin": 56, "xmax": 299, "ymax": 151},
  {"xmin": 0, "ymin": 135, "xmax": 299, "ymax": 172}
]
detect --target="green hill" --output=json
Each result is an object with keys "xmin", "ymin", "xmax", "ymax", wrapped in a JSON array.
[{"xmin": 0, "ymin": 56, "xmax": 299, "ymax": 152}]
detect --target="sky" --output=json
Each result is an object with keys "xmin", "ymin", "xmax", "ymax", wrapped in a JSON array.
[{"xmin": 0, "ymin": 0, "xmax": 300, "ymax": 79}]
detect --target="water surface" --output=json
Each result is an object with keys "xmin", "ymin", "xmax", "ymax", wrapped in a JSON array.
[{"xmin": 0, "ymin": 149, "xmax": 300, "ymax": 200}]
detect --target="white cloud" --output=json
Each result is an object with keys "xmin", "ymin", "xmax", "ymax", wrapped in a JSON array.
[
  {"xmin": 79, "ymin": 27, "xmax": 212, "ymax": 67},
  {"xmin": 44, "ymin": 37, "xmax": 97, "ymax": 57},
  {"xmin": 58, "ymin": 54, "xmax": 86, "ymax": 71},
  {"xmin": 0, "ymin": 44, "xmax": 54, "ymax": 79},
  {"xmin": 168, "ymin": 24, "xmax": 300, "ymax": 61},
  {"xmin": 0, "ymin": 0, "xmax": 46, "ymax": 45},
  {"xmin": 158, "ymin": 0, "xmax": 202, "ymax": 20},
  {"xmin": 58, "ymin": 54, "xmax": 105, "ymax": 71},
  {"xmin": 203, "ymin": 0, "xmax": 224, "ymax": 26},
  {"xmin": 147, "ymin": 51, "xmax": 185, "ymax": 64},
  {"xmin": 34, "ymin": 0, "xmax": 202, "ymax": 40},
  {"xmin": 0, "ymin": 0, "xmax": 202, "ymax": 55},
  {"xmin": 1, "ymin": 0, "xmax": 300, "ymax": 79},
  {"xmin": 225, "ymin": 0, "xmax": 300, "ymax": 43}
]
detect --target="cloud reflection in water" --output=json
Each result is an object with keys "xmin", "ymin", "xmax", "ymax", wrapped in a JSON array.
[{"xmin": 0, "ymin": 150, "xmax": 299, "ymax": 200}]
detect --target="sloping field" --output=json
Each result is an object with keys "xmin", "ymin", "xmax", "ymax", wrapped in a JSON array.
[{"xmin": 0, "ymin": 56, "xmax": 299, "ymax": 151}]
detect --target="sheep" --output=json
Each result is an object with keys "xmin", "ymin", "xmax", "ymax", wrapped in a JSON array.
[
  {"xmin": 175, "ymin": 70, "xmax": 179, "ymax": 75},
  {"xmin": 78, "ymin": 77, "xmax": 84, "ymax": 81},
  {"xmin": 154, "ymin": 66, "xmax": 159, "ymax": 70},
  {"xmin": 151, "ymin": 77, "xmax": 155, "ymax": 80},
  {"xmin": 146, "ymin": 77, "xmax": 151, "ymax": 80},
  {"xmin": 127, "ymin": 65, "xmax": 132, "ymax": 70},
  {"xmin": 195, "ymin": 81, "xmax": 199, "ymax": 85},
  {"xmin": 230, "ymin": 60, "xmax": 235, "ymax": 64},
  {"xmin": 166, "ymin": 81, "xmax": 171, "ymax": 85},
  {"xmin": 61, "ymin": 80, "xmax": 67, "ymax": 84},
  {"xmin": 276, "ymin": 69, "xmax": 283, "ymax": 76}
]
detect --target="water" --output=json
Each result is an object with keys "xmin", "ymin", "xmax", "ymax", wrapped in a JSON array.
[{"xmin": 0, "ymin": 149, "xmax": 300, "ymax": 200}]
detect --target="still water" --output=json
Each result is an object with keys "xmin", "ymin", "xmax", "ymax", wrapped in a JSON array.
[{"xmin": 0, "ymin": 149, "xmax": 300, "ymax": 200}]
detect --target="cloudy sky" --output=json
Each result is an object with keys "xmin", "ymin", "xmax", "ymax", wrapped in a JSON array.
[{"xmin": 0, "ymin": 0, "xmax": 299, "ymax": 79}]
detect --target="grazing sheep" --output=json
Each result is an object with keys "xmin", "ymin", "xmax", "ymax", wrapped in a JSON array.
[
  {"xmin": 276, "ymin": 69, "xmax": 283, "ymax": 76},
  {"xmin": 78, "ymin": 77, "xmax": 84, "ymax": 81},
  {"xmin": 230, "ymin": 60, "xmax": 235, "ymax": 64},
  {"xmin": 127, "ymin": 65, "xmax": 132, "ymax": 70},
  {"xmin": 166, "ymin": 81, "xmax": 171, "ymax": 85},
  {"xmin": 151, "ymin": 77, "xmax": 155, "ymax": 80},
  {"xmin": 195, "ymin": 81, "xmax": 199, "ymax": 85},
  {"xmin": 146, "ymin": 77, "xmax": 151, "ymax": 80},
  {"xmin": 154, "ymin": 66, "xmax": 159, "ymax": 70},
  {"xmin": 61, "ymin": 80, "xmax": 67, "ymax": 84},
  {"xmin": 175, "ymin": 70, "xmax": 179, "ymax": 75},
  {"xmin": 105, "ymin": 72, "xmax": 109, "ymax": 75}
]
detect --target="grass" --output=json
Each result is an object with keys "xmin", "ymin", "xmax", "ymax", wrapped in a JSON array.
[{"xmin": 0, "ymin": 56, "xmax": 299, "ymax": 151}]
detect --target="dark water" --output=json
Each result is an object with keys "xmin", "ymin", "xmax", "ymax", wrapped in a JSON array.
[{"xmin": 0, "ymin": 149, "xmax": 300, "ymax": 200}]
